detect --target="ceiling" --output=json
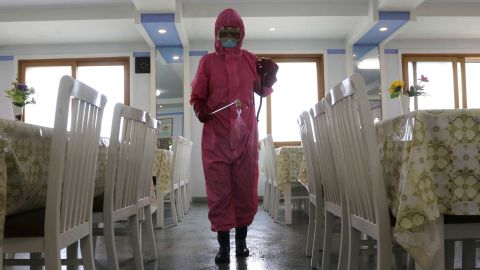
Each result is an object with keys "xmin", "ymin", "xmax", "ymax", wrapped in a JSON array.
[
  {"xmin": 1, "ymin": 0, "xmax": 480, "ymax": 101},
  {"xmin": 0, "ymin": 0, "xmax": 132, "ymax": 8},
  {"xmin": 183, "ymin": 16, "xmax": 364, "ymax": 41},
  {"xmin": 0, "ymin": 19, "xmax": 143, "ymax": 46}
]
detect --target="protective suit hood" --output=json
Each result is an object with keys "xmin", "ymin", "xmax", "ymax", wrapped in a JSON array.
[{"xmin": 215, "ymin": 8, "xmax": 245, "ymax": 53}]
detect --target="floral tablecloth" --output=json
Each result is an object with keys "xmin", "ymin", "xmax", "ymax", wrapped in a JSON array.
[
  {"xmin": 0, "ymin": 119, "xmax": 108, "ymax": 260},
  {"xmin": 275, "ymin": 146, "xmax": 306, "ymax": 191},
  {"xmin": 153, "ymin": 149, "xmax": 173, "ymax": 196},
  {"xmin": 376, "ymin": 109, "xmax": 480, "ymax": 269}
]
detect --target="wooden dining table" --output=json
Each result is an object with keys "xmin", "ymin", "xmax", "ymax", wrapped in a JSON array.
[{"xmin": 377, "ymin": 109, "xmax": 480, "ymax": 270}]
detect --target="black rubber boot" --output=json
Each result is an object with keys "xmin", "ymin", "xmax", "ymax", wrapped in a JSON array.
[
  {"xmin": 215, "ymin": 231, "xmax": 230, "ymax": 264},
  {"xmin": 235, "ymin": 227, "xmax": 249, "ymax": 257}
]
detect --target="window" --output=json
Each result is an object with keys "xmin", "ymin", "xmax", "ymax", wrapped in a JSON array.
[
  {"xmin": 402, "ymin": 55, "xmax": 480, "ymax": 110},
  {"xmin": 255, "ymin": 55, "xmax": 324, "ymax": 147},
  {"xmin": 19, "ymin": 58, "xmax": 129, "ymax": 137}
]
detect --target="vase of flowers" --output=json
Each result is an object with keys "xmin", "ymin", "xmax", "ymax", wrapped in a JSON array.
[
  {"xmin": 388, "ymin": 75, "xmax": 429, "ymax": 114},
  {"xmin": 4, "ymin": 79, "xmax": 36, "ymax": 121}
]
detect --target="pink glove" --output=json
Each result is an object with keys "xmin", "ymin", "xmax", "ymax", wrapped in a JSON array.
[{"xmin": 193, "ymin": 102, "xmax": 211, "ymax": 123}]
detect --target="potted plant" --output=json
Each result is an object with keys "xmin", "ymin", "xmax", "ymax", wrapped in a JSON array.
[
  {"xmin": 4, "ymin": 79, "xmax": 35, "ymax": 121},
  {"xmin": 388, "ymin": 75, "xmax": 429, "ymax": 113}
]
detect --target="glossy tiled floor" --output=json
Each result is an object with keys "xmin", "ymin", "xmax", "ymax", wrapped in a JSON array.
[
  {"xmin": 6, "ymin": 202, "xmax": 314, "ymax": 270},
  {"xmin": 6, "ymin": 202, "xmax": 478, "ymax": 269}
]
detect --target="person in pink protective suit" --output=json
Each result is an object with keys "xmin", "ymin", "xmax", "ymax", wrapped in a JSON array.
[{"xmin": 190, "ymin": 8, "xmax": 278, "ymax": 264}]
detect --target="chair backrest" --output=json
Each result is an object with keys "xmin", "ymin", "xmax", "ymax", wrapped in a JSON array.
[
  {"xmin": 324, "ymin": 74, "xmax": 390, "ymax": 237},
  {"xmin": 297, "ymin": 111, "xmax": 321, "ymax": 197},
  {"xmin": 183, "ymin": 138, "xmax": 193, "ymax": 185},
  {"xmin": 103, "ymin": 103, "xmax": 151, "ymax": 213},
  {"xmin": 310, "ymin": 101, "xmax": 343, "ymax": 208},
  {"xmin": 170, "ymin": 136, "xmax": 183, "ymax": 191},
  {"xmin": 263, "ymin": 135, "xmax": 277, "ymax": 186},
  {"xmin": 138, "ymin": 113, "xmax": 158, "ymax": 203},
  {"xmin": 46, "ymin": 75, "xmax": 107, "ymax": 237}
]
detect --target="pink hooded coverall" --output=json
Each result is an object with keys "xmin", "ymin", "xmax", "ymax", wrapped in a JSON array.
[{"xmin": 190, "ymin": 8, "xmax": 273, "ymax": 232}]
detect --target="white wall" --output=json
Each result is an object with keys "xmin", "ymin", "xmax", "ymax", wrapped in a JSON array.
[
  {"xmin": 0, "ymin": 60, "xmax": 14, "ymax": 119},
  {"xmin": 0, "ymin": 42, "xmax": 152, "ymax": 114},
  {"xmin": 188, "ymin": 39, "xmax": 348, "ymax": 198},
  {"xmin": 381, "ymin": 38, "xmax": 480, "ymax": 120}
]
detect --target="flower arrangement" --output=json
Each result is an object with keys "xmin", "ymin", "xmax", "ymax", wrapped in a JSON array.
[
  {"xmin": 5, "ymin": 79, "xmax": 36, "ymax": 107},
  {"xmin": 388, "ymin": 75, "xmax": 429, "ymax": 98}
]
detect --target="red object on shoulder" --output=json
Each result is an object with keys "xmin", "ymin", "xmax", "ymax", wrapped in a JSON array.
[{"xmin": 255, "ymin": 58, "xmax": 279, "ymax": 97}]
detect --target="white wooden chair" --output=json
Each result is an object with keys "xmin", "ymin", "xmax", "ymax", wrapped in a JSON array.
[
  {"xmin": 3, "ymin": 75, "xmax": 107, "ymax": 269},
  {"xmin": 92, "ymin": 103, "xmax": 154, "ymax": 270},
  {"xmin": 173, "ymin": 136, "xmax": 185, "ymax": 221},
  {"xmin": 155, "ymin": 138, "xmax": 180, "ymax": 228},
  {"xmin": 310, "ymin": 101, "xmax": 351, "ymax": 270},
  {"xmin": 324, "ymin": 74, "xmax": 393, "ymax": 270},
  {"xmin": 263, "ymin": 135, "xmax": 307, "ymax": 224},
  {"xmin": 180, "ymin": 138, "xmax": 193, "ymax": 214},
  {"xmin": 259, "ymin": 139, "xmax": 271, "ymax": 212},
  {"xmin": 137, "ymin": 112, "xmax": 159, "ymax": 260},
  {"xmin": 297, "ymin": 111, "xmax": 325, "ymax": 268}
]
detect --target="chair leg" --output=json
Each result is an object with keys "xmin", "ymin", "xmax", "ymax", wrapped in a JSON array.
[
  {"xmin": 182, "ymin": 185, "xmax": 189, "ymax": 214},
  {"xmin": 445, "ymin": 240, "xmax": 455, "ymax": 270},
  {"xmin": 175, "ymin": 189, "xmax": 183, "ymax": 221},
  {"xmin": 273, "ymin": 188, "xmax": 280, "ymax": 222},
  {"xmin": 306, "ymin": 201, "xmax": 315, "ymax": 257},
  {"xmin": 284, "ymin": 183, "xmax": 292, "ymax": 225},
  {"xmin": 129, "ymin": 214, "xmax": 144, "ymax": 270},
  {"xmin": 347, "ymin": 227, "xmax": 361, "ymax": 270},
  {"xmin": 462, "ymin": 239, "xmax": 475, "ymax": 269},
  {"xmin": 30, "ymin": 253, "xmax": 43, "ymax": 270},
  {"xmin": 321, "ymin": 211, "xmax": 334, "ymax": 270},
  {"xmin": 66, "ymin": 242, "xmax": 79, "ymax": 270},
  {"xmin": 44, "ymin": 246, "xmax": 61, "ymax": 270},
  {"xmin": 80, "ymin": 234, "xmax": 96, "ymax": 270},
  {"xmin": 311, "ymin": 203, "xmax": 324, "ymax": 269},
  {"xmin": 376, "ymin": 234, "xmax": 392, "ymax": 270},
  {"xmin": 269, "ymin": 183, "xmax": 275, "ymax": 217},
  {"xmin": 104, "ymin": 219, "xmax": 120, "ymax": 270},
  {"xmin": 338, "ymin": 212, "xmax": 349, "ymax": 270},
  {"xmin": 170, "ymin": 190, "xmax": 178, "ymax": 226},
  {"xmin": 144, "ymin": 205, "xmax": 158, "ymax": 260}
]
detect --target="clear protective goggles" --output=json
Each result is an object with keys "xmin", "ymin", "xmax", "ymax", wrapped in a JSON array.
[{"xmin": 218, "ymin": 26, "xmax": 241, "ymax": 41}]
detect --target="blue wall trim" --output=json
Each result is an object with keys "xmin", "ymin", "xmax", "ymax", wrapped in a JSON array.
[
  {"xmin": 384, "ymin": 49, "xmax": 399, "ymax": 54},
  {"xmin": 141, "ymin": 14, "xmax": 175, "ymax": 23},
  {"xmin": 189, "ymin": 51, "xmax": 209, "ymax": 57},
  {"xmin": 0, "ymin": 56, "xmax": 14, "ymax": 61},
  {"xmin": 327, "ymin": 49, "xmax": 346, "ymax": 55},
  {"xmin": 133, "ymin": 52, "xmax": 150, "ymax": 58},
  {"xmin": 379, "ymin": 11, "xmax": 410, "ymax": 21}
]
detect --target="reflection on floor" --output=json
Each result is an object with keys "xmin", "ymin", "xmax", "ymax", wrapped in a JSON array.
[
  {"xmin": 5, "ymin": 202, "xmax": 313, "ymax": 270},
  {"xmin": 5, "ymin": 202, "xmax": 479, "ymax": 269}
]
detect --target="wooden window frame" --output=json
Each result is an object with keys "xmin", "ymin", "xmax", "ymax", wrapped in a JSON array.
[
  {"xmin": 18, "ymin": 57, "xmax": 130, "ymax": 106},
  {"xmin": 402, "ymin": 54, "xmax": 480, "ymax": 109},
  {"xmin": 256, "ymin": 54, "xmax": 324, "ymax": 147}
]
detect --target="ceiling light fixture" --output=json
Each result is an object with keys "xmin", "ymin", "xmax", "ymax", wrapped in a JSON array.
[
  {"xmin": 159, "ymin": 105, "xmax": 163, "ymax": 108},
  {"xmin": 269, "ymin": 27, "xmax": 276, "ymax": 31},
  {"xmin": 379, "ymin": 27, "xmax": 388, "ymax": 32},
  {"xmin": 156, "ymin": 89, "xmax": 161, "ymax": 96},
  {"xmin": 172, "ymin": 55, "xmax": 180, "ymax": 60},
  {"xmin": 158, "ymin": 29, "xmax": 167, "ymax": 34}
]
